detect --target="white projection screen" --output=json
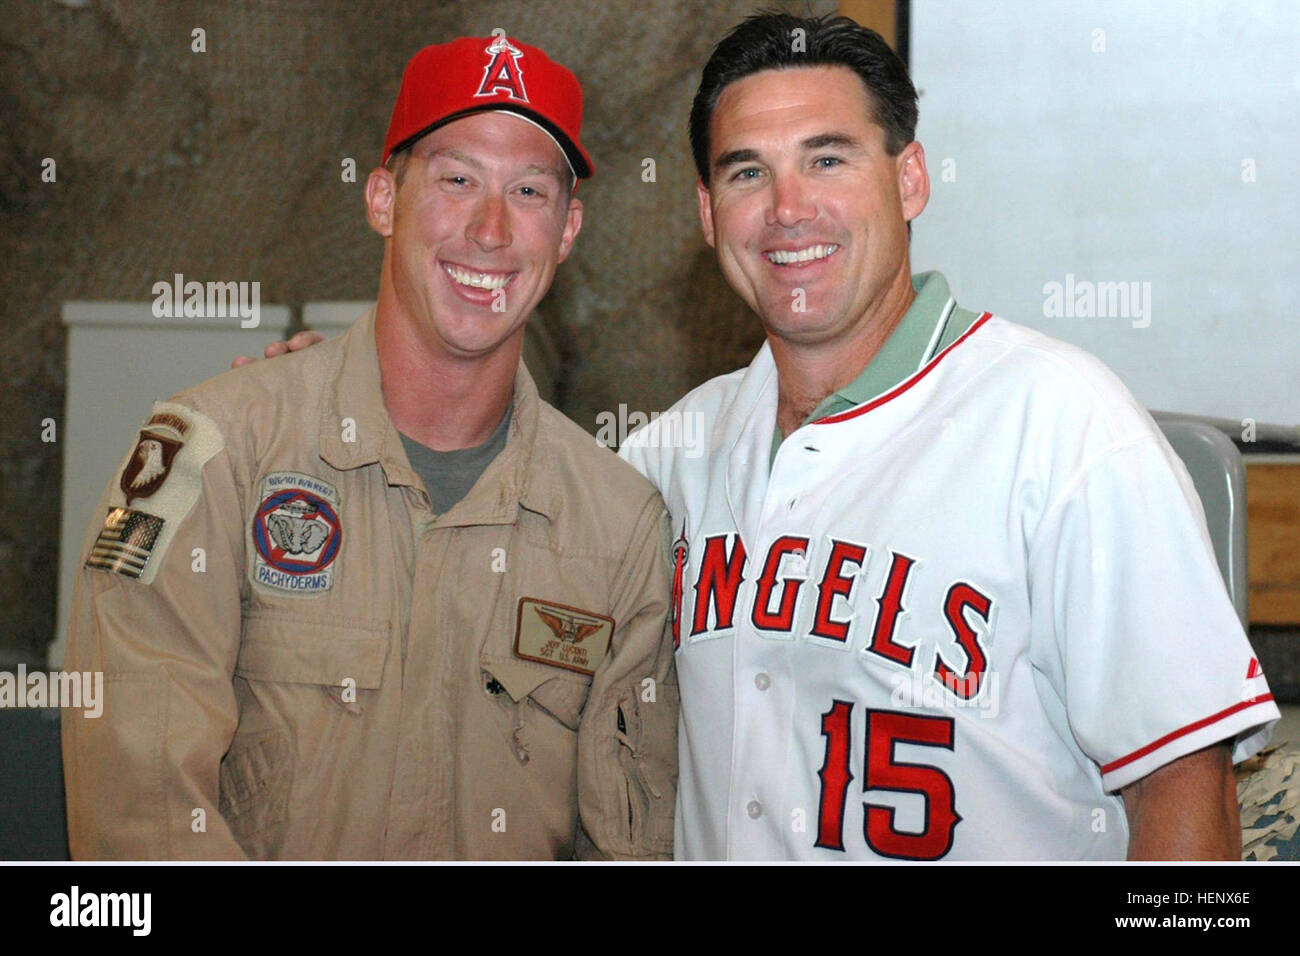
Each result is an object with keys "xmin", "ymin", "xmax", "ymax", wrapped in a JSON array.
[{"xmin": 908, "ymin": 0, "xmax": 1299, "ymax": 426}]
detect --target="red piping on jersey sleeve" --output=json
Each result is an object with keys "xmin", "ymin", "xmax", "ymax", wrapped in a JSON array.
[
  {"xmin": 1100, "ymin": 695, "xmax": 1276, "ymax": 776},
  {"xmin": 813, "ymin": 312, "xmax": 993, "ymax": 426}
]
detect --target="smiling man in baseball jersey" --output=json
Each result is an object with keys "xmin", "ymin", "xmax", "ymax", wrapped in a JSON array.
[
  {"xmin": 63, "ymin": 35, "xmax": 677, "ymax": 860},
  {"xmin": 620, "ymin": 13, "xmax": 1279, "ymax": 860}
]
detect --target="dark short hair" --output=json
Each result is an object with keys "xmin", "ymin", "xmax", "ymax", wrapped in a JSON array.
[{"xmin": 689, "ymin": 12, "xmax": 919, "ymax": 186}]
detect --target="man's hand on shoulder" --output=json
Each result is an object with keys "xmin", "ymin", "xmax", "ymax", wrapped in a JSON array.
[
  {"xmin": 230, "ymin": 329, "xmax": 326, "ymax": 368},
  {"xmin": 1122, "ymin": 742, "xmax": 1240, "ymax": 860}
]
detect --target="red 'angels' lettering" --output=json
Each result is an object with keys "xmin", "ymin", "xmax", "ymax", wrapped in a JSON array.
[
  {"xmin": 752, "ymin": 535, "xmax": 810, "ymax": 632},
  {"xmin": 690, "ymin": 534, "xmax": 747, "ymax": 636},
  {"xmin": 933, "ymin": 582, "xmax": 993, "ymax": 700},
  {"xmin": 810, "ymin": 540, "xmax": 868, "ymax": 642},
  {"xmin": 866, "ymin": 550, "xmax": 918, "ymax": 667},
  {"xmin": 682, "ymin": 535, "xmax": 995, "ymax": 695}
]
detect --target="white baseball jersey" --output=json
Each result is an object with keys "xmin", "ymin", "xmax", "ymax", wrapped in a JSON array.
[{"xmin": 620, "ymin": 287, "xmax": 1278, "ymax": 860}]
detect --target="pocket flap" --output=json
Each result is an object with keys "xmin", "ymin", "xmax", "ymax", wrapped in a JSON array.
[
  {"xmin": 237, "ymin": 613, "xmax": 390, "ymax": 689},
  {"xmin": 482, "ymin": 656, "xmax": 592, "ymax": 731}
]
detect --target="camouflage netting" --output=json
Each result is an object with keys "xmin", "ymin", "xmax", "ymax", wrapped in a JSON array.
[{"xmin": 0, "ymin": 0, "xmax": 833, "ymax": 663}]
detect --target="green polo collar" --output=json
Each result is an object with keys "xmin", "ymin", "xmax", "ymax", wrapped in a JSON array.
[{"xmin": 771, "ymin": 271, "xmax": 982, "ymax": 462}]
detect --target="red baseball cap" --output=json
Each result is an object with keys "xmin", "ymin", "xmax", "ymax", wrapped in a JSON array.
[{"xmin": 383, "ymin": 34, "xmax": 594, "ymax": 181}]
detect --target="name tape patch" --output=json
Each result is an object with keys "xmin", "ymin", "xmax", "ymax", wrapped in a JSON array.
[{"xmin": 514, "ymin": 598, "xmax": 614, "ymax": 677}]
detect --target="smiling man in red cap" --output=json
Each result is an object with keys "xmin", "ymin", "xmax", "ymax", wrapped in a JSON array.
[{"xmin": 62, "ymin": 35, "xmax": 678, "ymax": 861}]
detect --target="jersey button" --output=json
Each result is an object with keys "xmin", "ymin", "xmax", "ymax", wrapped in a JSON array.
[
  {"xmin": 754, "ymin": 672, "xmax": 771, "ymax": 691},
  {"xmin": 746, "ymin": 800, "xmax": 763, "ymax": 820}
]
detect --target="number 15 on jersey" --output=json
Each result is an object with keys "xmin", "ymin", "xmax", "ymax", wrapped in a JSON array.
[{"xmin": 817, "ymin": 701, "xmax": 962, "ymax": 860}]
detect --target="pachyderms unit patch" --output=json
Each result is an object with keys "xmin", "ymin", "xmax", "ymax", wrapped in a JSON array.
[
  {"xmin": 515, "ymin": 598, "xmax": 614, "ymax": 677},
  {"xmin": 84, "ymin": 401, "xmax": 224, "ymax": 585},
  {"xmin": 252, "ymin": 472, "xmax": 342, "ymax": 595}
]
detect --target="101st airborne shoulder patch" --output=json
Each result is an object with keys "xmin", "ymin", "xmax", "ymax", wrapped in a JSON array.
[
  {"xmin": 85, "ymin": 402, "xmax": 224, "ymax": 584},
  {"xmin": 514, "ymin": 598, "xmax": 614, "ymax": 677}
]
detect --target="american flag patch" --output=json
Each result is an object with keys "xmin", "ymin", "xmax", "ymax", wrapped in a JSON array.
[{"xmin": 85, "ymin": 507, "xmax": 165, "ymax": 579}]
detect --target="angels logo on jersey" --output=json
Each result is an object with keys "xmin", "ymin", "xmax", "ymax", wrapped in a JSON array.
[
  {"xmin": 669, "ymin": 521, "xmax": 689, "ymax": 648},
  {"xmin": 475, "ymin": 34, "xmax": 528, "ymax": 102},
  {"xmin": 684, "ymin": 531, "xmax": 996, "ymax": 702}
]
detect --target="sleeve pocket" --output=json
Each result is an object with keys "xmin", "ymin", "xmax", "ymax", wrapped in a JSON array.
[
  {"xmin": 617, "ymin": 680, "xmax": 678, "ymax": 855},
  {"xmin": 218, "ymin": 726, "xmax": 293, "ymax": 847}
]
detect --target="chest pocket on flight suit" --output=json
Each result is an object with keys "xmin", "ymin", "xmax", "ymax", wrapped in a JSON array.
[
  {"xmin": 223, "ymin": 612, "xmax": 390, "ymax": 849},
  {"xmin": 480, "ymin": 657, "xmax": 593, "ymax": 764}
]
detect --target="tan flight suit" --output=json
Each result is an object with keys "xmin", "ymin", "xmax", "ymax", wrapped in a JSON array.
[{"xmin": 62, "ymin": 311, "xmax": 677, "ymax": 860}]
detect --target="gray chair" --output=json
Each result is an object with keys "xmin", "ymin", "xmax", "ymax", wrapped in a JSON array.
[{"xmin": 1151, "ymin": 413, "xmax": 1249, "ymax": 628}]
